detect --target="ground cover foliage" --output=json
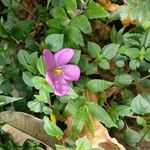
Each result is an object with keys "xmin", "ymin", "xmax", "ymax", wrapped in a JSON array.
[{"xmin": 0, "ymin": 0, "xmax": 150, "ymax": 149}]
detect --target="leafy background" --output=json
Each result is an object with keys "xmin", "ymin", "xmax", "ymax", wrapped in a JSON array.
[{"xmin": 0, "ymin": 0, "xmax": 150, "ymax": 150}]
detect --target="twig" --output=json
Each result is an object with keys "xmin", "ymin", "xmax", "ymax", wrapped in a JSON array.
[
  {"xmin": 14, "ymin": 0, "xmax": 37, "ymax": 19},
  {"xmin": 126, "ymin": 115, "xmax": 150, "ymax": 120},
  {"xmin": 132, "ymin": 74, "xmax": 150, "ymax": 85}
]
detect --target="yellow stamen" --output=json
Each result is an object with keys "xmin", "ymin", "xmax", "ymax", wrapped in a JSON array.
[{"xmin": 53, "ymin": 67, "xmax": 62, "ymax": 75}]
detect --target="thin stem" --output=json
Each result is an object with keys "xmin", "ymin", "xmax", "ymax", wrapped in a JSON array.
[
  {"xmin": 126, "ymin": 115, "xmax": 150, "ymax": 120},
  {"xmin": 14, "ymin": 0, "xmax": 37, "ymax": 19},
  {"xmin": 132, "ymin": 74, "xmax": 150, "ymax": 84}
]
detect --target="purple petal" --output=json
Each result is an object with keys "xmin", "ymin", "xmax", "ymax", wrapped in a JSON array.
[
  {"xmin": 54, "ymin": 48, "xmax": 74, "ymax": 66},
  {"xmin": 46, "ymin": 72, "xmax": 55, "ymax": 88},
  {"xmin": 46, "ymin": 72, "xmax": 69, "ymax": 96},
  {"xmin": 43, "ymin": 49, "xmax": 55, "ymax": 71},
  {"xmin": 61, "ymin": 64, "xmax": 80, "ymax": 81},
  {"xmin": 53, "ymin": 76, "xmax": 69, "ymax": 96}
]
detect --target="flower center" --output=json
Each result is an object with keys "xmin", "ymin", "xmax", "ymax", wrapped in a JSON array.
[{"xmin": 53, "ymin": 67, "xmax": 62, "ymax": 75}]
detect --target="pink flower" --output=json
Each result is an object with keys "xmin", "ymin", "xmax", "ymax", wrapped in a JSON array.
[{"xmin": 43, "ymin": 48, "xmax": 80, "ymax": 96}]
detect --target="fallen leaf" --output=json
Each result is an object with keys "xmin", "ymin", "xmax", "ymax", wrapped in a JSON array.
[
  {"xmin": 81, "ymin": 120, "xmax": 126, "ymax": 150},
  {"xmin": 105, "ymin": 86, "xmax": 121, "ymax": 98},
  {"xmin": 121, "ymin": 15, "xmax": 138, "ymax": 26},
  {"xmin": 65, "ymin": 117, "xmax": 125, "ymax": 150},
  {"xmin": 85, "ymin": 90, "xmax": 99, "ymax": 102},
  {"xmin": 0, "ymin": 111, "xmax": 61, "ymax": 149},
  {"xmin": 2, "ymin": 124, "xmax": 34, "ymax": 146},
  {"xmin": 91, "ymin": 20, "xmax": 110, "ymax": 44},
  {"xmin": 64, "ymin": 88, "xmax": 126, "ymax": 150},
  {"xmin": 97, "ymin": 0, "xmax": 119, "ymax": 12}
]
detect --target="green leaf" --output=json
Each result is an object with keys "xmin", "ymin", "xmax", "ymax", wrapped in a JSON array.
[
  {"xmin": 66, "ymin": 26, "xmax": 84, "ymax": 46},
  {"xmin": 11, "ymin": 20, "xmax": 35, "ymax": 40},
  {"xmin": 114, "ymin": 105, "xmax": 132, "ymax": 117},
  {"xmin": 87, "ymin": 79, "xmax": 114, "ymax": 93},
  {"xmin": 115, "ymin": 60, "xmax": 125, "ymax": 68},
  {"xmin": 26, "ymin": 64, "xmax": 37, "ymax": 74},
  {"xmin": 43, "ymin": 116, "xmax": 63, "ymax": 137},
  {"xmin": 75, "ymin": 136, "xmax": 92, "ymax": 150},
  {"xmin": 115, "ymin": 74, "xmax": 133, "ymax": 85},
  {"xmin": 35, "ymin": 89, "xmax": 50, "ymax": 104},
  {"xmin": 79, "ymin": 55, "xmax": 89, "ymax": 72},
  {"xmin": 129, "ymin": 59, "xmax": 140, "ymax": 70},
  {"xmin": 72, "ymin": 106, "xmax": 88, "ymax": 136},
  {"xmin": 139, "ymin": 47, "xmax": 146, "ymax": 61},
  {"xmin": 22, "ymin": 71, "xmax": 34, "ymax": 87},
  {"xmin": 86, "ymin": 0, "xmax": 109, "ymax": 19},
  {"xmin": 43, "ymin": 106, "xmax": 52, "ymax": 115},
  {"xmin": 1, "ymin": 0, "xmax": 20, "ymax": 8},
  {"xmin": 125, "ymin": 48, "xmax": 139, "ymax": 59},
  {"xmin": 86, "ymin": 108, "xmax": 95, "ymax": 135},
  {"xmin": 141, "ymin": 31, "xmax": 150, "ymax": 49},
  {"xmin": 110, "ymin": 26, "xmax": 123, "ymax": 43},
  {"xmin": 70, "ymin": 49, "xmax": 81, "ymax": 64},
  {"xmin": 64, "ymin": 0, "xmax": 77, "ymax": 17},
  {"xmin": 71, "ymin": 15, "xmax": 92, "ymax": 34},
  {"xmin": 37, "ymin": 56, "xmax": 46, "ymax": 76},
  {"xmin": 0, "ymin": 96, "xmax": 22, "ymax": 106},
  {"xmin": 27, "ymin": 100, "xmax": 43, "ymax": 113},
  {"xmin": 18, "ymin": 49, "xmax": 29, "ymax": 65},
  {"xmin": 51, "ymin": 0, "xmax": 64, "ymax": 7},
  {"xmin": 87, "ymin": 42, "xmax": 101, "ymax": 58},
  {"xmin": 118, "ymin": 45, "xmax": 130, "ymax": 54},
  {"xmin": 88, "ymin": 102, "xmax": 117, "ymax": 128},
  {"xmin": 56, "ymin": 145, "xmax": 73, "ymax": 150},
  {"xmin": 51, "ymin": 7, "xmax": 70, "ymax": 26},
  {"xmin": 28, "ymin": 52, "xmax": 38, "ymax": 67},
  {"xmin": 64, "ymin": 96, "xmax": 85, "ymax": 116},
  {"xmin": 25, "ymin": 38, "xmax": 39, "ymax": 51},
  {"xmin": 0, "ymin": 81, "xmax": 12, "ymax": 94},
  {"xmin": 45, "ymin": 34, "xmax": 64, "ymax": 52},
  {"xmin": 59, "ymin": 88, "xmax": 78, "ymax": 102},
  {"xmin": 123, "ymin": 33, "xmax": 141, "ymax": 47},
  {"xmin": 131, "ymin": 93, "xmax": 150, "ymax": 115},
  {"xmin": 51, "ymin": 7, "xmax": 68, "ymax": 20},
  {"xmin": 136, "ymin": 116, "xmax": 147, "ymax": 126},
  {"xmin": 145, "ymin": 48, "xmax": 150, "ymax": 61},
  {"xmin": 0, "ymin": 54, "xmax": 8, "ymax": 66},
  {"xmin": 32, "ymin": 76, "xmax": 53, "ymax": 92},
  {"xmin": 46, "ymin": 19, "xmax": 62, "ymax": 31},
  {"xmin": 123, "ymin": 128, "xmax": 141, "ymax": 147},
  {"xmin": 140, "ymin": 127, "xmax": 150, "ymax": 141},
  {"xmin": 102, "ymin": 43, "xmax": 120, "ymax": 60},
  {"xmin": 0, "ymin": 21, "xmax": 8, "ymax": 38},
  {"xmin": 0, "ymin": 74, "xmax": 4, "ymax": 84},
  {"xmin": 99, "ymin": 58, "xmax": 110, "ymax": 70},
  {"xmin": 85, "ymin": 64, "xmax": 97, "ymax": 75}
]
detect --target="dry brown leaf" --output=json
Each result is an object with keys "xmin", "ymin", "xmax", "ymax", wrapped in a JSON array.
[
  {"xmin": 91, "ymin": 20, "xmax": 109, "ymax": 44},
  {"xmin": 64, "ymin": 117, "xmax": 73, "ymax": 138},
  {"xmin": 65, "ymin": 118, "xmax": 125, "ymax": 150},
  {"xmin": 85, "ymin": 90, "xmax": 99, "ymax": 102},
  {"xmin": 97, "ymin": 0, "xmax": 119, "ymax": 12},
  {"xmin": 97, "ymin": 0, "xmax": 138, "ymax": 26},
  {"xmin": 121, "ymin": 15, "xmax": 139, "ymax": 26},
  {"xmin": 0, "ymin": 111, "xmax": 61, "ymax": 149},
  {"xmin": 105, "ymin": 86, "xmax": 121, "ymax": 98},
  {"xmin": 81, "ymin": 120, "xmax": 126, "ymax": 150},
  {"xmin": 2, "ymin": 124, "xmax": 35, "ymax": 146},
  {"xmin": 64, "ymin": 88, "xmax": 126, "ymax": 150}
]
